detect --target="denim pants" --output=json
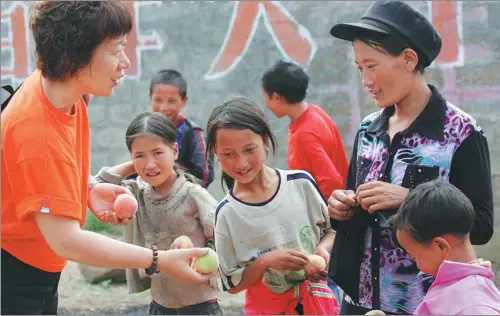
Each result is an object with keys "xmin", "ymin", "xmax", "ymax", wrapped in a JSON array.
[{"xmin": 328, "ymin": 277, "xmax": 343, "ymax": 305}]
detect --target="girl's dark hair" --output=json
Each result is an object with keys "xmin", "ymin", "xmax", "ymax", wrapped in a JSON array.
[
  {"xmin": 126, "ymin": 112, "xmax": 199, "ymax": 184},
  {"xmin": 205, "ymin": 96, "xmax": 278, "ymax": 191},
  {"xmin": 355, "ymin": 31, "xmax": 426, "ymax": 74},
  {"xmin": 391, "ymin": 180, "xmax": 475, "ymax": 244},
  {"xmin": 30, "ymin": 1, "xmax": 132, "ymax": 80}
]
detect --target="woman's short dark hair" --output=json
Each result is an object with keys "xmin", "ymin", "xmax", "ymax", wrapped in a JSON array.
[
  {"xmin": 355, "ymin": 31, "xmax": 427, "ymax": 74},
  {"xmin": 30, "ymin": 1, "xmax": 132, "ymax": 81},
  {"xmin": 391, "ymin": 180, "xmax": 475, "ymax": 244}
]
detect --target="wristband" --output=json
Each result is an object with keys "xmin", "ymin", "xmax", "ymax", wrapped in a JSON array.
[{"xmin": 145, "ymin": 246, "xmax": 160, "ymax": 276}]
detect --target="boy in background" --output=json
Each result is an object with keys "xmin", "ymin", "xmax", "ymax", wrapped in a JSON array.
[
  {"xmin": 261, "ymin": 60, "xmax": 348, "ymax": 202},
  {"xmin": 149, "ymin": 70, "xmax": 213, "ymax": 188}
]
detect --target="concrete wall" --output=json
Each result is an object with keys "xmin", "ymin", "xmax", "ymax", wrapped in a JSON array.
[{"xmin": 2, "ymin": 1, "xmax": 499, "ymax": 282}]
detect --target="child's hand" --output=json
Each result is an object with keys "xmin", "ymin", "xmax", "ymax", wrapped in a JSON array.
[
  {"xmin": 304, "ymin": 263, "xmax": 328, "ymax": 282},
  {"xmin": 313, "ymin": 246, "xmax": 330, "ymax": 265},
  {"xmin": 304, "ymin": 247, "xmax": 329, "ymax": 281},
  {"xmin": 263, "ymin": 249, "xmax": 308, "ymax": 271}
]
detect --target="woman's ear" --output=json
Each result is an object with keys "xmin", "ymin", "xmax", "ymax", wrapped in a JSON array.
[{"xmin": 402, "ymin": 48, "xmax": 419, "ymax": 72}]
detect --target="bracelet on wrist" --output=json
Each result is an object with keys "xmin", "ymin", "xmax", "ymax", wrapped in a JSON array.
[{"xmin": 145, "ymin": 245, "xmax": 160, "ymax": 276}]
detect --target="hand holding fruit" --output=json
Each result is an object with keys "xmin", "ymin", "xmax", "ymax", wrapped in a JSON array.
[
  {"xmin": 170, "ymin": 236, "xmax": 219, "ymax": 276},
  {"xmin": 113, "ymin": 193, "xmax": 138, "ymax": 219},
  {"xmin": 88, "ymin": 183, "xmax": 136, "ymax": 225},
  {"xmin": 192, "ymin": 248, "xmax": 219, "ymax": 274},
  {"xmin": 263, "ymin": 249, "xmax": 309, "ymax": 271},
  {"xmin": 157, "ymin": 248, "xmax": 214, "ymax": 284},
  {"xmin": 304, "ymin": 254, "xmax": 328, "ymax": 281}
]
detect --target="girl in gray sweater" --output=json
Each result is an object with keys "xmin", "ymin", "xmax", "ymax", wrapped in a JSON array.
[{"xmin": 95, "ymin": 112, "xmax": 221, "ymax": 315}]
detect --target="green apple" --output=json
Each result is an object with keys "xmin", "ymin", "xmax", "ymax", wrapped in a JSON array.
[{"xmin": 193, "ymin": 248, "xmax": 219, "ymax": 274}]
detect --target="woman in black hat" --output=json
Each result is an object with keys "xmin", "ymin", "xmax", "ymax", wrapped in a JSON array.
[{"xmin": 327, "ymin": 1, "xmax": 494, "ymax": 315}]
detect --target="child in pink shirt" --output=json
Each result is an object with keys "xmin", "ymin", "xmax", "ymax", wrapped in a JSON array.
[{"xmin": 391, "ymin": 180, "xmax": 500, "ymax": 315}]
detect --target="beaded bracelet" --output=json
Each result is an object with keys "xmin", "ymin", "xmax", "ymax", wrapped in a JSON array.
[{"xmin": 145, "ymin": 245, "xmax": 160, "ymax": 276}]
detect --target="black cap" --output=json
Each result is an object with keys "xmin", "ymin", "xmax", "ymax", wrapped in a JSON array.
[{"xmin": 329, "ymin": 0, "xmax": 442, "ymax": 67}]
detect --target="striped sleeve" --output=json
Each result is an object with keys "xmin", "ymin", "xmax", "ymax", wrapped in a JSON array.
[{"xmin": 215, "ymin": 231, "xmax": 245, "ymax": 291}]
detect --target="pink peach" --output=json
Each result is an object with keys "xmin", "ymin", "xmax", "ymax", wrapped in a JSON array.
[{"xmin": 113, "ymin": 194, "xmax": 138, "ymax": 219}]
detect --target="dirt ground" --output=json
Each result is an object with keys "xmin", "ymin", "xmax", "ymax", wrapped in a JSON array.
[
  {"xmin": 57, "ymin": 261, "xmax": 245, "ymax": 315},
  {"xmin": 54, "ymin": 228, "xmax": 500, "ymax": 315}
]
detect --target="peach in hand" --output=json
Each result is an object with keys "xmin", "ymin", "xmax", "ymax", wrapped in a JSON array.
[
  {"xmin": 113, "ymin": 194, "xmax": 138, "ymax": 219},
  {"xmin": 304, "ymin": 254, "xmax": 327, "ymax": 275},
  {"xmin": 171, "ymin": 235, "xmax": 194, "ymax": 249}
]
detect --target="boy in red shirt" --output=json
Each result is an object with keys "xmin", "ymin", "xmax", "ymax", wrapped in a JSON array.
[{"xmin": 261, "ymin": 60, "xmax": 349, "ymax": 200}]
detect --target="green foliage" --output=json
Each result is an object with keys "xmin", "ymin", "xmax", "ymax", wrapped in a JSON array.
[{"xmin": 83, "ymin": 211, "xmax": 121, "ymax": 235}]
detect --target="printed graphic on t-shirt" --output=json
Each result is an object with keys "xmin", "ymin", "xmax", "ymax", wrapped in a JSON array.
[{"xmin": 257, "ymin": 225, "xmax": 315, "ymax": 294}]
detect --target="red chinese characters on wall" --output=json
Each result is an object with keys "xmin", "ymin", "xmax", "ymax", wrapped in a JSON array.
[
  {"xmin": 122, "ymin": 1, "xmax": 163, "ymax": 80},
  {"xmin": 204, "ymin": 1, "xmax": 465, "ymax": 79},
  {"xmin": 204, "ymin": 1, "xmax": 318, "ymax": 80},
  {"xmin": 1, "ymin": 1, "xmax": 464, "ymax": 82},
  {"xmin": 429, "ymin": 1, "xmax": 464, "ymax": 67}
]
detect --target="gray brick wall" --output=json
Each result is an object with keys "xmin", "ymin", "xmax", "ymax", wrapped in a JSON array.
[{"xmin": 2, "ymin": 0, "xmax": 499, "ymax": 283}]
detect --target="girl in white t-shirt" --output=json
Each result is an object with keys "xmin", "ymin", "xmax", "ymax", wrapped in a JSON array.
[{"xmin": 206, "ymin": 96, "xmax": 339, "ymax": 315}]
